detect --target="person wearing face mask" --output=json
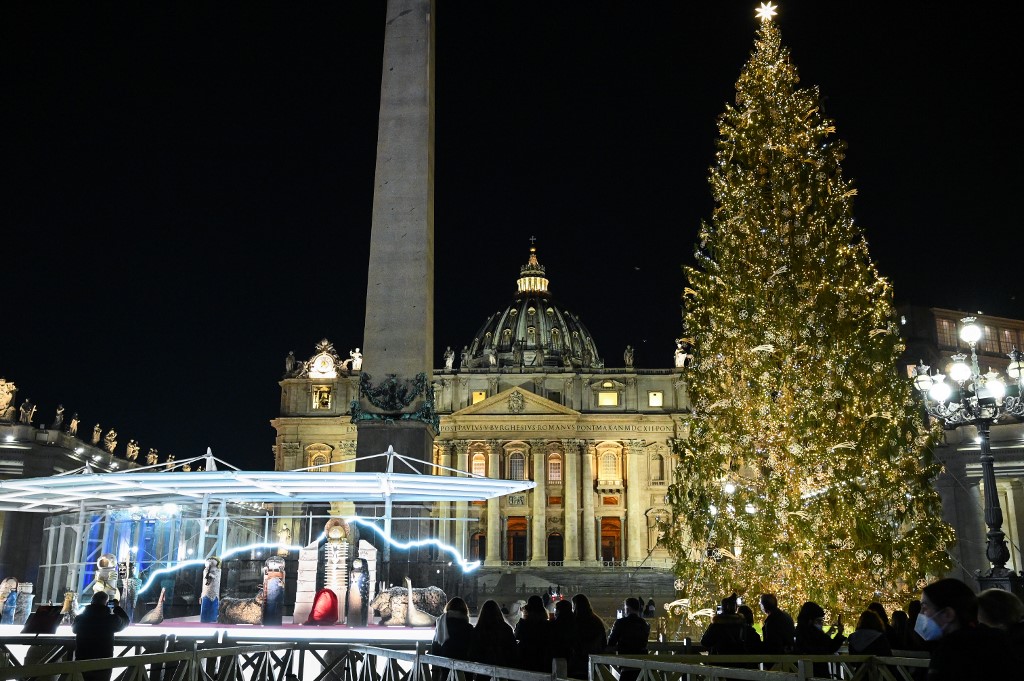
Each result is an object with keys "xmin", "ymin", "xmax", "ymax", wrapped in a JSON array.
[{"xmin": 917, "ymin": 577, "xmax": 1022, "ymax": 680}]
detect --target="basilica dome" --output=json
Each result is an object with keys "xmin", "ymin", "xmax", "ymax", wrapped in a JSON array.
[{"xmin": 461, "ymin": 247, "xmax": 602, "ymax": 370}]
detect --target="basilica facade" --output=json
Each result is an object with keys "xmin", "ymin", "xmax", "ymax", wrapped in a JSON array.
[{"xmin": 272, "ymin": 247, "xmax": 690, "ymax": 605}]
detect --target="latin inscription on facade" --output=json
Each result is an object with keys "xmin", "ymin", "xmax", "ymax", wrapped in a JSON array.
[{"xmin": 439, "ymin": 423, "xmax": 673, "ymax": 433}]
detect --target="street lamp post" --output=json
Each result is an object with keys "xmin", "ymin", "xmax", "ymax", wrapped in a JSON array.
[{"xmin": 912, "ymin": 316, "xmax": 1024, "ymax": 595}]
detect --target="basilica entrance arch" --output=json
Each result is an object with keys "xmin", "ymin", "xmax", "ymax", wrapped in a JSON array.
[
  {"xmin": 507, "ymin": 516, "xmax": 528, "ymax": 562},
  {"xmin": 547, "ymin": 532, "xmax": 564, "ymax": 563},
  {"xmin": 600, "ymin": 517, "xmax": 621, "ymax": 563}
]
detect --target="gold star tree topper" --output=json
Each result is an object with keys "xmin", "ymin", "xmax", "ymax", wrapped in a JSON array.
[{"xmin": 756, "ymin": 2, "xmax": 778, "ymax": 21}]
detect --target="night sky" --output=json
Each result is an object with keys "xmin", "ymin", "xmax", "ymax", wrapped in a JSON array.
[{"xmin": 3, "ymin": 2, "xmax": 1020, "ymax": 470}]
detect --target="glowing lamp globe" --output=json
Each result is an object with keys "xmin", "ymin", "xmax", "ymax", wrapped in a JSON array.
[
  {"xmin": 959, "ymin": 319, "xmax": 982, "ymax": 345},
  {"xmin": 949, "ymin": 359, "xmax": 972, "ymax": 383},
  {"xmin": 985, "ymin": 374, "xmax": 1006, "ymax": 401},
  {"xmin": 929, "ymin": 377, "xmax": 952, "ymax": 402}
]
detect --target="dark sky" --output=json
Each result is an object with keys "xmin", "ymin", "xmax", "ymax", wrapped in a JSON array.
[{"xmin": 3, "ymin": 2, "xmax": 1020, "ymax": 470}]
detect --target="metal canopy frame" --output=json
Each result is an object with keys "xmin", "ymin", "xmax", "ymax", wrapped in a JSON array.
[{"xmin": 0, "ymin": 446, "xmax": 535, "ymax": 513}]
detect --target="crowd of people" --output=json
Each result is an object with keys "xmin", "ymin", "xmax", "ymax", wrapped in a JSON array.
[
  {"xmin": 429, "ymin": 577, "xmax": 1024, "ymax": 681},
  {"xmin": 698, "ymin": 578, "xmax": 1024, "ymax": 679},
  {"xmin": 430, "ymin": 594, "xmax": 652, "ymax": 680}
]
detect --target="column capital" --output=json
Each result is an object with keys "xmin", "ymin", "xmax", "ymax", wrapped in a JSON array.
[{"xmin": 561, "ymin": 438, "xmax": 583, "ymax": 451}]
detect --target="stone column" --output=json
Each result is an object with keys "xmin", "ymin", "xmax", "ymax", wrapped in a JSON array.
[
  {"xmin": 357, "ymin": 0, "xmax": 436, "ymax": 465},
  {"xmin": 454, "ymin": 440, "xmax": 469, "ymax": 557},
  {"xmin": 530, "ymin": 440, "xmax": 548, "ymax": 566},
  {"xmin": 437, "ymin": 442, "xmax": 452, "ymax": 547},
  {"xmin": 562, "ymin": 439, "xmax": 581, "ymax": 566},
  {"xmin": 624, "ymin": 439, "xmax": 646, "ymax": 563},
  {"xmin": 935, "ymin": 457, "xmax": 986, "ymax": 582},
  {"xmin": 581, "ymin": 441, "xmax": 597, "ymax": 565},
  {"xmin": 486, "ymin": 441, "xmax": 502, "ymax": 566},
  {"xmin": 1005, "ymin": 480, "xmax": 1024, "ymax": 573}
]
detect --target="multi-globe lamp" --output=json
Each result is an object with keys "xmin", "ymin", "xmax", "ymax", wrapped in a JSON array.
[{"xmin": 911, "ymin": 316, "xmax": 1024, "ymax": 594}]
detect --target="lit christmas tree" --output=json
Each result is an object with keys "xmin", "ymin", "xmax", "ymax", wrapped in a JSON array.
[{"xmin": 663, "ymin": 4, "xmax": 954, "ymax": 616}]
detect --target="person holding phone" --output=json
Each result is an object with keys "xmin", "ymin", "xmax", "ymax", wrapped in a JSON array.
[
  {"xmin": 73, "ymin": 592, "xmax": 129, "ymax": 681},
  {"xmin": 794, "ymin": 601, "xmax": 845, "ymax": 678}
]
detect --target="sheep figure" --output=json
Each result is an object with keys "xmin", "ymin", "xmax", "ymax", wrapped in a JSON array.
[
  {"xmin": 369, "ymin": 583, "xmax": 446, "ymax": 626},
  {"xmin": 218, "ymin": 586, "xmax": 266, "ymax": 625}
]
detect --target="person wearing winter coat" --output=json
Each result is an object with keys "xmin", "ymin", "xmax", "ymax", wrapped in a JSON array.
[
  {"xmin": 847, "ymin": 610, "xmax": 892, "ymax": 656},
  {"xmin": 549, "ymin": 601, "xmax": 578, "ymax": 674},
  {"xmin": 794, "ymin": 601, "xmax": 845, "ymax": 679},
  {"xmin": 73, "ymin": 592, "xmax": 130, "ymax": 681},
  {"xmin": 759, "ymin": 593, "xmax": 795, "ymax": 654},
  {"xmin": 607, "ymin": 598, "xmax": 649, "ymax": 681},
  {"xmin": 514, "ymin": 595, "xmax": 551, "ymax": 672},
  {"xmin": 570, "ymin": 593, "xmax": 607, "ymax": 680},
  {"xmin": 432, "ymin": 597, "xmax": 475, "ymax": 660},
  {"xmin": 701, "ymin": 594, "xmax": 751, "ymax": 655},
  {"xmin": 470, "ymin": 599, "xmax": 519, "ymax": 679}
]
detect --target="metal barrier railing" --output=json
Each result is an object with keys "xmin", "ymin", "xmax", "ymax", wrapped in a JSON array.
[
  {"xmin": 0, "ymin": 635, "xmax": 931, "ymax": 681},
  {"xmin": 0, "ymin": 643, "xmax": 294, "ymax": 681}
]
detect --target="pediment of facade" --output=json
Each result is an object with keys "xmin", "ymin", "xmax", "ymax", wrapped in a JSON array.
[{"xmin": 451, "ymin": 386, "xmax": 580, "ymax": 417}]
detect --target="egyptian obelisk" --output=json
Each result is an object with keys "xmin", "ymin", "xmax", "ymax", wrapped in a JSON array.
[{"xmin": 355, "ymin": 0, "xmax": 435, "ymax": 470}]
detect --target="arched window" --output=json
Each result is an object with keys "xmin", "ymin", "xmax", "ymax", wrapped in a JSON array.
[
  {"xmin": 600, "ymin": 452, "xmax": 618, "ymax": 479},
  {"xmin": 471, "ymin": 452, "xmax": 487, "ymax": 477},
  {"xmin": 501, "ymin": 328, "xmax": 513, "ymax": 349},
  {"xmin": 551, "ymin": 328, "xmax": 562, "ymax": 351},
  {"xmin": 509, "ymin": 452, "xmax": 526, "ymax": 481},
  {"xmin": 547, "ymin": 453, "xmax": 562, "ymax": 483}
]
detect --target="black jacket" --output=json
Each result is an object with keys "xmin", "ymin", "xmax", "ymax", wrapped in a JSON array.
[
  {"xmin": 514, "ymin": 615, "xmax": 552, "ymax": 672},
  {"xmin": 847, "ymin": 629, "xmax": 891, "ymax": 656},
  {"xmin": 762, "ymin": 608, "xmax": 795, "ymax": 654},
  {"xmin": 431, "ymin": 613, "xmax": 475, "ymax": 661},
  {"xmin": 701, "ymin": 613, "xmax": 760, "ymax": 655},
  {"xmin": 607, "ymin": 613, "xmax": 650, "ymax": 654},
  {"xmin": 73, "ymin": 603, "xmax": 130, "ymax": 660}
]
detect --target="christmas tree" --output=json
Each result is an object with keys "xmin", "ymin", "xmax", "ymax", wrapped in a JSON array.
[{"xmin": 663, "ymin": 5, "xmax": 954, "ymax": 617}]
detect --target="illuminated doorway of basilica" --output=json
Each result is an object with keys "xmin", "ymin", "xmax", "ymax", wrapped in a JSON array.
[
  {"xmin": 547, "ymin": 532, "xmax": 564, "ymax": 563},
  {"xmin": 506, "ymin": 517, "xmax": 528, "ymax": 562},
  {"xmin": 600, "ymin": 517, "xmax": 621, "ymax": 562}
]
